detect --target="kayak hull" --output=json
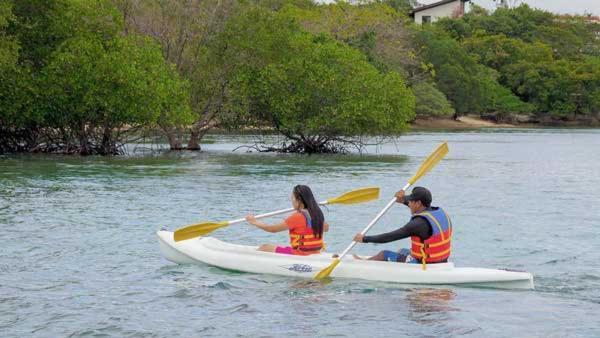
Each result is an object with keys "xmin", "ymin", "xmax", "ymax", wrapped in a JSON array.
[{"xmin": 157, "ymin": 231, "xmax": 534, "ymax": 290}]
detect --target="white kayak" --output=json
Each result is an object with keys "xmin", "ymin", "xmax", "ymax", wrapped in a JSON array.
[{"xmin": 157, "ymin": 230, "xmax": 534, "ymax": 290}]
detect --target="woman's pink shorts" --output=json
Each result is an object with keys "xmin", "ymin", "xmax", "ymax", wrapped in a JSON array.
[{"xmin": 275, "ymin": 246, "xmax": 294, "ymax": 255}]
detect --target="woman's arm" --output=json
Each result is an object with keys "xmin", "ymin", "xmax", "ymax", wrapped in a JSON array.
[
  {"xmin": 323, "ymin": 222, "xmax": 330, "ymax": 232},
  {"xmin": 246, "ymin": 214, "xmax": 288, "ymax": 233}
]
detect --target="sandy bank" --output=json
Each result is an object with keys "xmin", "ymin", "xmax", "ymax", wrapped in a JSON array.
[{"xmin": 412, "ymin": 116, "xmax": 517, "ymax": 129}]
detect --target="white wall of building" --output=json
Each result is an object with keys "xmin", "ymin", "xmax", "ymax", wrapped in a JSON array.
[{"xmin": 414, "ymin": 1, "xmax": 464, "ymax": 24}]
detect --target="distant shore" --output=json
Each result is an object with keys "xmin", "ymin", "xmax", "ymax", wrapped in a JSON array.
[
  {"xmin": 412, "ymin": 116, "xmax": 517, "ymax": 129},
  {"xmin": 412, "ymin": 115, "xmax": 599, "ymax": 130}
]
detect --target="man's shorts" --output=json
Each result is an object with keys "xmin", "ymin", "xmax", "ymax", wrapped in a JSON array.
[{"xmin": 382, "ymin": 248, "xmax": 419, "ymax": 263}]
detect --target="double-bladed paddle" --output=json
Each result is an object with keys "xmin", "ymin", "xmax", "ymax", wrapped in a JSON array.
[
  {"xmin": 314, "ymin": 142, "xmax": 449, "ymax": 280},
  {"xmin": 173, "ymin": 187, "xmax": 380, "ymax": 242}
]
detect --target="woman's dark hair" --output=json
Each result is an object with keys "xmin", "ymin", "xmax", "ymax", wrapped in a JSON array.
[{"xmin": 293, "ymin": 185, "xmax": 324, "ymax": 238}]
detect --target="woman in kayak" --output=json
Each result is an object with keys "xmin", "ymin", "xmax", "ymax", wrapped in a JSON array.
[{"xmin": 245, "ymin": 185, "xmax": 329, "ymax": 255}]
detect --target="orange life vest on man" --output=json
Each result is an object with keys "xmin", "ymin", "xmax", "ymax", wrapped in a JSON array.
[
  {"xmin": 287, "ymin": 211, "xmax": 324, "ymax": 255},
  {"xmin": 410, "ymin": 207, "xmax": 452, "ymax": 269}
]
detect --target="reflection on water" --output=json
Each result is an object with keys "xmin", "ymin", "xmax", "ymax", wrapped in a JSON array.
[
  {"xmin": 0, "ymin": 151, "xmax": 408, "ymax": 181},
  {"xmin": 406, "ymin": 288, "xmax": 457, "ymax": 319},
  {"xmin": 289, "ymin": 279, "xmax": 331, "ymax": 289},
  {"xmin": 208, "ymin": 152, "xmax": 409, "ymax": 177},
  {"xmin": 406, "ymin": 288, "xmax": 466, "ymax": 336}
]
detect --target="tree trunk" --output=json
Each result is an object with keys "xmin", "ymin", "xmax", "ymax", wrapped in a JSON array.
[
  {"xmin": 162, "ymin": 126, "xmax": 184, "ymax": 150},
  {"xmin": 187, "ymin": 131, "xmax": 201, "ymax": 151},
  {"xmin": 187, "ymin": 127, "xmax": 209, "ymax": 151},
  {"xmin": 78, "ymin": 122, "xmax": 90, "ymax": 155},
  {"xmin": 101, "ymin": 122, "xmax": 114, "ymax": 155},
  {"xmin": 187, "ymin": 89, "xmax": 223, "ymax": 150}
]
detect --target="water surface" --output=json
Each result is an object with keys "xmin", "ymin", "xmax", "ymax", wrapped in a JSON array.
[{"xmin": 1, "ymin": 129, "xmax": 599, "ymax": 337}]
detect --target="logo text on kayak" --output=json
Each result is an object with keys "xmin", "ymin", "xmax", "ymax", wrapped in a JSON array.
[{"xmin": 281, "ymin": 264, "xmax": 313, "ymax": 273}]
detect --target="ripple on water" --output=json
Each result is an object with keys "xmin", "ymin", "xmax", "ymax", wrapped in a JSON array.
[
  {"xmin": 208, "ymin": 281, "xmax": 235, "ymax": 290},
  {"xmin": 221, "ymin": 303, "xmax": 258, "ymax": 314},
  {"xmin": 543, "ymin": 255, "xmax": 579, "ymax": 265},
  {"xmin": 167, "ymin": 288, "xmax": 211, "ymax": 301},
  {"xmin": 0, "ymin": 312, "xmax": 20, "ymax": 330},
  {"xmin": 536, "ymin": 272, "xmax": 600, "ymax": 304}
]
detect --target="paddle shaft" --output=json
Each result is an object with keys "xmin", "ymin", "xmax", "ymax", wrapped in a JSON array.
[
  {"xmin": 227, "ymin": 199, "xmax": 332, "ymax": 226},
  {"xmin": 335, "ymin": 183, "xmax": 411, "ymax": 260}
]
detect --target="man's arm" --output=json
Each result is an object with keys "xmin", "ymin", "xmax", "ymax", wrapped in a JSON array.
[{"xmin": 355, "ymin": 217, "xmax": 431, "ymax": 244}]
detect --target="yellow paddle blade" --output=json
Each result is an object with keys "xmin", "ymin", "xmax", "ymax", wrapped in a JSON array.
[
  {"xmin": 408, "ymin": 142, "xmax": 449, "ymax": 185},
  {"xmin": 326, "ymin": 187, "xmax": 380, "ymax": 205},
  {"xmin": 314, "ymin": 258, "xmax": 341, "ymax": 280},
  {"xmin": 173, "ymin": 221, "xmax": 229, "ymax": 242}
]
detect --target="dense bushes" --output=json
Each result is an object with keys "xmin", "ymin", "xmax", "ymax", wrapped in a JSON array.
[{"xmin": 2, "ymin": 1, "xmax": 599, "ymax": 155}]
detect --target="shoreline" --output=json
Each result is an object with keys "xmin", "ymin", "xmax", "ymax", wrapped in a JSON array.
[
  {"xmin": 411, "ymin": 116, "xmax": 600, "ymax": 130},
  {"xmin": 411, "ymin": 116, "xmax": 518, "ymax": 130}
]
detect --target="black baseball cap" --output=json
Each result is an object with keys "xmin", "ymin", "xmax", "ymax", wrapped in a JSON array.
[{"xmin": 404, "ymin": 186, "xmax": 432, "ymax": 207}]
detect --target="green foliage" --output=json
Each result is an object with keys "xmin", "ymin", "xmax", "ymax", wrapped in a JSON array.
[
  {"xmin": 0, "ymin": 1, "xmax": 12, "ymax": 29},
  {"xmin": 191, "ymin": 5, "xmax": 305, "ymax": 128},
  {"xmin": 0, "ymin": 0, "xmax": 17, "ymax": 68},
  {"xmin": 576, "ymin": 57, "xmax": 600, "ymax": 115},
  {"xmin": 467, "ymin": 5, "xmax": 555, "ymax": 41},
  {"xmin": 380, "ymin": 0, "xmax": 414, "ymax": 14},
  {"xmin": 253, "ymin": 37, "xmax": 415, "ymax": 138},
  {"xmin": 209, "ymin": 6, "xmax": 415, "ymax": 152},
  {"xmin": 8, "ymin": 0, "xmax": 122, "ymax": 70},
  {"xmin": 7, "ymin": 0, "xmax": 67, "ymax": 70},
  {"xmin": 4, "ymin": 0, "xmax": 600, "ymax": 154},
  {"xmin": 0, "ymin": 1, "xmax": 30, "ymax": 127},
  {"xmin": 284, "ymin": 2, "xmax": 420, "ymax": 80},
  {"xmin": 250, "ymin": 0, "xmax": 315, "ymax": 11},
  {"xmin": 463, "ymin": 34, "xmax": 553, "ymax": 71},
  {"xmin": 503, "ymin": 58, "xmax": 600, "ymax": 118},
  {"xmin": 40, "ymin": 35, "xmax": 191, "ymax": 138},
  {"xmin": 219, "ymin": 6, "xmax": 302, "ymax": 68},
  {"xmin": 53, "ymin": 0, "xmax": 124, "ymax": 40},
  {"xmin": 434, "ymin": 17, "xmax": 473, "ymax": 41},
  {"xmin": 482, "ymin": 76, "xmax": 534, "ymax": 116},
  {"xmin": 432, "ymin": 4, "xmax": 600, "ymax": 118},
  {"xmin": 450, "ymin": 4, "xmax": 599, "ymax": 60},
  {"xmin": 415, "ymin": 26, "xmax": 531, "ymax": 115},
  {"xmin": 2, "ymin": 0, "xmax": 191, "ymax": 154},
  {"xmin": 413, "ymin": 82, "xmax": 455, "ymax": 118}
]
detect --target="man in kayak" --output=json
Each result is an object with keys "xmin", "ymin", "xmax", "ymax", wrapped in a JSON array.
[
  {"xmin": 353, "ymin": 187, "xmax": 452, "ymax": 266},
  {"xmin": 246, "ymin": 185, "xmax": 329, "ymax": 255}
]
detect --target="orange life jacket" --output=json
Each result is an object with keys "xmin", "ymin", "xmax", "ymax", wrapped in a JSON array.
[
  {"xmin": 289, "ymin": 211, "xmax": 324, "ymax": 255},
  {"xmin": 410, "ymin": 207, "xmax": 452, "ymax": 270}
]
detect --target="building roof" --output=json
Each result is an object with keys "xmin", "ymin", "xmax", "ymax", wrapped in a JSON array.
[{"xmin": 410, "ymin": 0, "xmax": 469, "ymax": 15}]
